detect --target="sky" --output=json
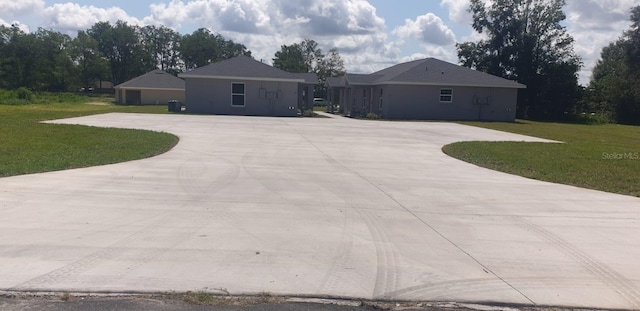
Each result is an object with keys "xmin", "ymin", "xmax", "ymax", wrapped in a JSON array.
[{"xmin": 1, "ymin": 0, "xmax": 639, "ymax": 85}]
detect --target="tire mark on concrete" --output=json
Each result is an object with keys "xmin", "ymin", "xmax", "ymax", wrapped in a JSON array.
[
  {"xmin": 386, "ymin": 276, "xmax": 619, "ymax": 301},
  {"xmin": 317, "ymin": 206, "xmax": 355, "ymax": 295},
  {"xmin": 294, "ymin": 131, "xmax": 532, "ymax": 303},
  {"xmin": 513, "ymin": 216, "xmax": 640, "ymax": 308},
  {"xmin": 354, "ymin": 206, "xmax": 399, "ymax": 299},
  {"xmin": 10, "ymin": 208, "xmax": 211, "ymax": 291},
  {"xmin": 178, "ymin": 152, "xmax": 240, "ymax": 200}
]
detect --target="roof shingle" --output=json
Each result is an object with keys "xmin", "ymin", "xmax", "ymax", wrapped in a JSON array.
[
  {"xmin": 180, "ymin": 55, "xmax": 315, "ymax": 83},
  {"xmin": 342, "ymin": 58, "xmax": 525, "ymax": 89},
  {"xmin": 115, "ymin": 70, "xmax": 185, "ymax": 90}
]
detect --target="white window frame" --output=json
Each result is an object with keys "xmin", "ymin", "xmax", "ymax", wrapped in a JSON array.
[
  {"xmin": 440, "ymin": 88, "xmax": 453, "ymax": 103},
  {"xmin": 231, "ymin": 82, "xmax": 245, "ymax": 107}
]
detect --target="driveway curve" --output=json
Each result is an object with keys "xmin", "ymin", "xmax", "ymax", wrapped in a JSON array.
[{"xmin": 1, "ymin": 113, "xmax": 639, "ymax": 309}]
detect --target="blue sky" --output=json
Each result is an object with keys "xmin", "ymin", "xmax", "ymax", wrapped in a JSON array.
[{"xmin": 2, "ymin": 0, "xmax": 639, "ymax": 84}]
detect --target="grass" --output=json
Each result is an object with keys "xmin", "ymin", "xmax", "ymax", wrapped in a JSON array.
[
  {"xmin": 182, "ymin": 291, "xmax": 279, "ymax": 306},
  {"xmin": 442, "ymin": 120, "xmax": 640, "ymax": 197},
  {"xmin": 0, "ymin": 95, "xmax": 178, "ymax": 177}
]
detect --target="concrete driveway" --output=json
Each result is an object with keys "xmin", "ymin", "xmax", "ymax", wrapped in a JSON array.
[{"xmin": 1, "ymin": 113, "xmax": 639, "ymax": 309}]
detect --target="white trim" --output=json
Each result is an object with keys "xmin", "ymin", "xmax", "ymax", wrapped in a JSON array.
[
  {"xmin": 346, "ymin": 80, "xmax": 525, "ymax": 89},
  {"xmin": 115, "ymin": 87, "xmax": 184, "ymax": 91},
  {"xmin": 179, "ymin": 74, "xmax": 304, "ymax": 83},
  {"xmin": 439, "ymin": 88, "xmax": 453, "ymax": 103},
  {"xmin": 231, "ymin": 82, "xmax": 245, "ymax": 107}
]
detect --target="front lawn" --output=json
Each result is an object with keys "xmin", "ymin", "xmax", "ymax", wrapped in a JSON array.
[
  {"xmin": 443, "ymin": 120, "xmax": 640, "ymax": 197},
  {"xmin": 0, "ymin": 96, "xmax": 177, "ymax": 177}
]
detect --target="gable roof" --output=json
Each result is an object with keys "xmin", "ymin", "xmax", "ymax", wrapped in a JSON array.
[
  {"xmin": 293, "ymin": 72, "xmax": 320, "ymax": 84},
  {"xmin": 115, "ymin": 70, "xmax": 185, "ymax": 90},
  {"xmin": 340, "ymin": 58, "xmax": 525, "ymax": 89},
  {"xmin": 179, "ymin": 55, "xmax": 315, "ymax": 83}
]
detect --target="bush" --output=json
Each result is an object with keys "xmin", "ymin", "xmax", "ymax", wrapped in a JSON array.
[
  {"xmin": 302, "ymin": 109, "xmax": 315, "ymax": 117},
  {"xmin": 365, "ymin": 112, "xmax": 380, "ymax": 120},
  {"xmin": 15, "ymin": 87, "xmax": 33, "ymax": 101},
  {"xmin": 572, "ymin": 112, "xmax": 614, "ymax": 124}
]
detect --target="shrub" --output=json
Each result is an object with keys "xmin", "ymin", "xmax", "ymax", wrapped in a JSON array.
[
  {"xmin": 15, "ymin": 87, "xmax": 33, "ymax": 101},
  {"xmin": 365, "ymin": 112, "xmax": 380, "ymax": 120},
  {"xmin": 302, "ymin": 109, "xmax": 315, "ymax": 117}
]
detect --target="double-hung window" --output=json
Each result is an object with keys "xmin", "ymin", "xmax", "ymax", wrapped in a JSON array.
[
  {"xmin": 440, "ymin": 88, "xmax": 453, "ymax": 103},
  {"xmin": 232, "ymin": 83, "xmax": 245, "ymax": 107}
]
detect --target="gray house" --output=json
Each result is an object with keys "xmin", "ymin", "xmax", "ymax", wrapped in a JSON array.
[
  {"xmin": 115, "ymin": 70, "xmax": 185, "ymax": 105},
  {"xmin": 179, "ymin": 56, "xmax": 318, "ymax": 117},
  {"xmin": 328, "ymin": 58, "xmax": 525, "ymax": 122}
]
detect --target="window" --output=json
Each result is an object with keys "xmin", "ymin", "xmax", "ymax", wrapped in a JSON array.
[
  {"xmin": 379, "ymin": 88, "xmax": 384, "ymax": 111},
  {"xmin": 232, "ymin": 83, "xmax": 245, "ymax": 107},
  {"xmin": 440, "ymin": 89, "xmax": 453, "ymax": 103}
]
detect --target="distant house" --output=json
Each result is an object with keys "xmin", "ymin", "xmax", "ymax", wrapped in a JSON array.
[
  {"xmin": 179, "ymin": 56, "xmax": 318, "ymax": 117},
  {"xmin": 114, "ymin": 70, "xmax": 185, "ymax": 105},
  {"xmin": 327, "ymin": 58, "xmax": 525, "ymax": 122}
]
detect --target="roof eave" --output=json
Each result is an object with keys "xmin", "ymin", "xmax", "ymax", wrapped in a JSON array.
[
  {"xmin": 179, "ymin": 74, "xmax": 304, "ymax": 83},
  {"xmin": 382, "ymin": 81, "xmax": 526, "ymax": 89},
  {"xmin": 115, "ymin": 86, "xmax": 185, "ymax": 91}
]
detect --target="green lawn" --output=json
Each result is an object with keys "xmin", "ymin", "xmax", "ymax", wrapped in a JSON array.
[
  {"xmin": 0, "ymin": 97, "xmax": 178, "ymax": 177},
  {"xmin": 443, "ymin": 120, "xmax": 640, "ymax": 197}
]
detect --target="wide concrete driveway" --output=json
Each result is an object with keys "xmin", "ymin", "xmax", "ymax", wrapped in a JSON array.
[{"xmin": 1, "ymin": 113, "xmax": 639, "ymax": 309}]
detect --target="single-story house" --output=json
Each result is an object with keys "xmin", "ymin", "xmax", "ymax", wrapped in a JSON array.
[
  {"xmin": 179, "ymin": 56, "xmax": 318, "ymax": 117},
  {"xmin": 114, "ymin": 70, "xmax": 185, "ymax": 105},
  {"xmin": 327, "ymin": 58, "xmax": 526, "ymax": 122}
]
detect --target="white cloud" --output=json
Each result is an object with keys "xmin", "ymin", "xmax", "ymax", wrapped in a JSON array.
[
  {"xmin": 440, "ymin": 0, "xmax": 471, "ymax": 24},
  {"xmin": 144, "ymin": 0, "xmax": 385, "ymax": 36},
  {"xmin": 2, "ymin": 0, "xmax": 637, "ymax": 84},
  {"xmin": 0, "ymin": 0, "xmax": 45, "ymax": 16},
  {"xmin": 393, "ymin": 13, "xmax": 456, "ymax": 46},
  {"xmin": 42, "ymin": 3, "xmax": 143, "ymax": 34},
  {"xmin": 564, "ymin": 0, "xmax": 636, "ymax": 84}
]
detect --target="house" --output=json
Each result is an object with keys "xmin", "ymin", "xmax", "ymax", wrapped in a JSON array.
[
  {"xmin": 179, "ymin": 56, "xmax": 318, "ymax": 117},
  {"xmin": 114, "ymin": 70, "xmax": 185, "ymax": 105},
  {"xmin": 327, "ymin": 58, "xmax": 525, "ymax": 122}
]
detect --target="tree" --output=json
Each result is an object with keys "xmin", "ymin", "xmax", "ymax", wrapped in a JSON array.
[
  {"xmin": 180, "ymin": 28, "xmax": 250, "ymax": 70},
  {"xmin": 273, "ymin": 39, "xmax": 345, "ymax": 98},
  {"xmin": 140, "ymin": 25, "xmax": 182, "ymax": 73},
  {"xmin": 88, "ymin": 21, "xmax": 151, "ymax": 85},
  {"xmin": 586, "ymin": 6, "xmax": 640, "ymax": 124},
  {"xmin": 69, "ymin": 30, "xmax": 110, "ymax": 89},
  {"xmin": 315, "ymin": 48, "xmax": 345, "ymax": 98},
  {"xmin": 273, "ymin": 43, "xmax": 307, "ymax": 73},
  {"xmin": 457, "ymin": 0, "xmax": 582, "ymax": 120}
]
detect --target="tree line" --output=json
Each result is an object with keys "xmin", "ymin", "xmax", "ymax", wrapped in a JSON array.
[
  {"xmin": 0, "ymin": 21, "xmax": 345, "ymax": 99},
  {"xmin": 458, "ymin": 0, "xmax": 640, "ymax": 125},
  {"xmin": 0, "ymin": 21, "xmax": 250, "ymax": 92}
]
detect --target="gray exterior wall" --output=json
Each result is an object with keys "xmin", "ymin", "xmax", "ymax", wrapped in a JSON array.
[
  {"xmin": 338, "ymin": 83, "xmax": 518, "ymax": 121},
  {"xmin": 116, "ymin": 88, "xmax": 184, "ymax": 105},
  {"xmin": 185, "ymin": 78, "xmax": 300, "ymax": 117},
  {"xmin": 383, "ymin": 85, "xmax": 517, "ymax": 121}
]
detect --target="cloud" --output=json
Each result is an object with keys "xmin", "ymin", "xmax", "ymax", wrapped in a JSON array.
[
  {"xmin": 393, "ymin": 13, "xmax": 456, "ymax": 46},
  {"xmin": 0, "ymin": 0, "xmax": 45, "ymax": 16},
  {"xmin": 141, "ymin": 0, "xmax": 394, "ymax": 75},
  {"xmin": 144, "ymin": 0, "xmax": 385, "ymax": 36},
  {"xmin": 564, "ymin": 0, "xmax": 636, "ymax": 84},
  {"xmin": 42, "ymin": 3, "xmax": 143, "ymax": 34},
  {"xmin": 440, "ymin": 0, "xmax": 471, "ymax": 24}
]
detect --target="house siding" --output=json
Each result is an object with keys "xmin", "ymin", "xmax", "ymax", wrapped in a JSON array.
[
  {"xmin": 185, "ymin": 78, "xmax": 299, "ymax": 117},
  {"xmin": 380, "ymin": 85, "xmax": 517, "ymax": 122},
  {"xmin": 115, "ymin": 88, "xmax": 184, "ymax": 105}
]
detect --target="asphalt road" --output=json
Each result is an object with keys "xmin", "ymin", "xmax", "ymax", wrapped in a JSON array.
[{"xmin": 1, "ymin": 113, "xmax": 639, "ymax": 309}]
